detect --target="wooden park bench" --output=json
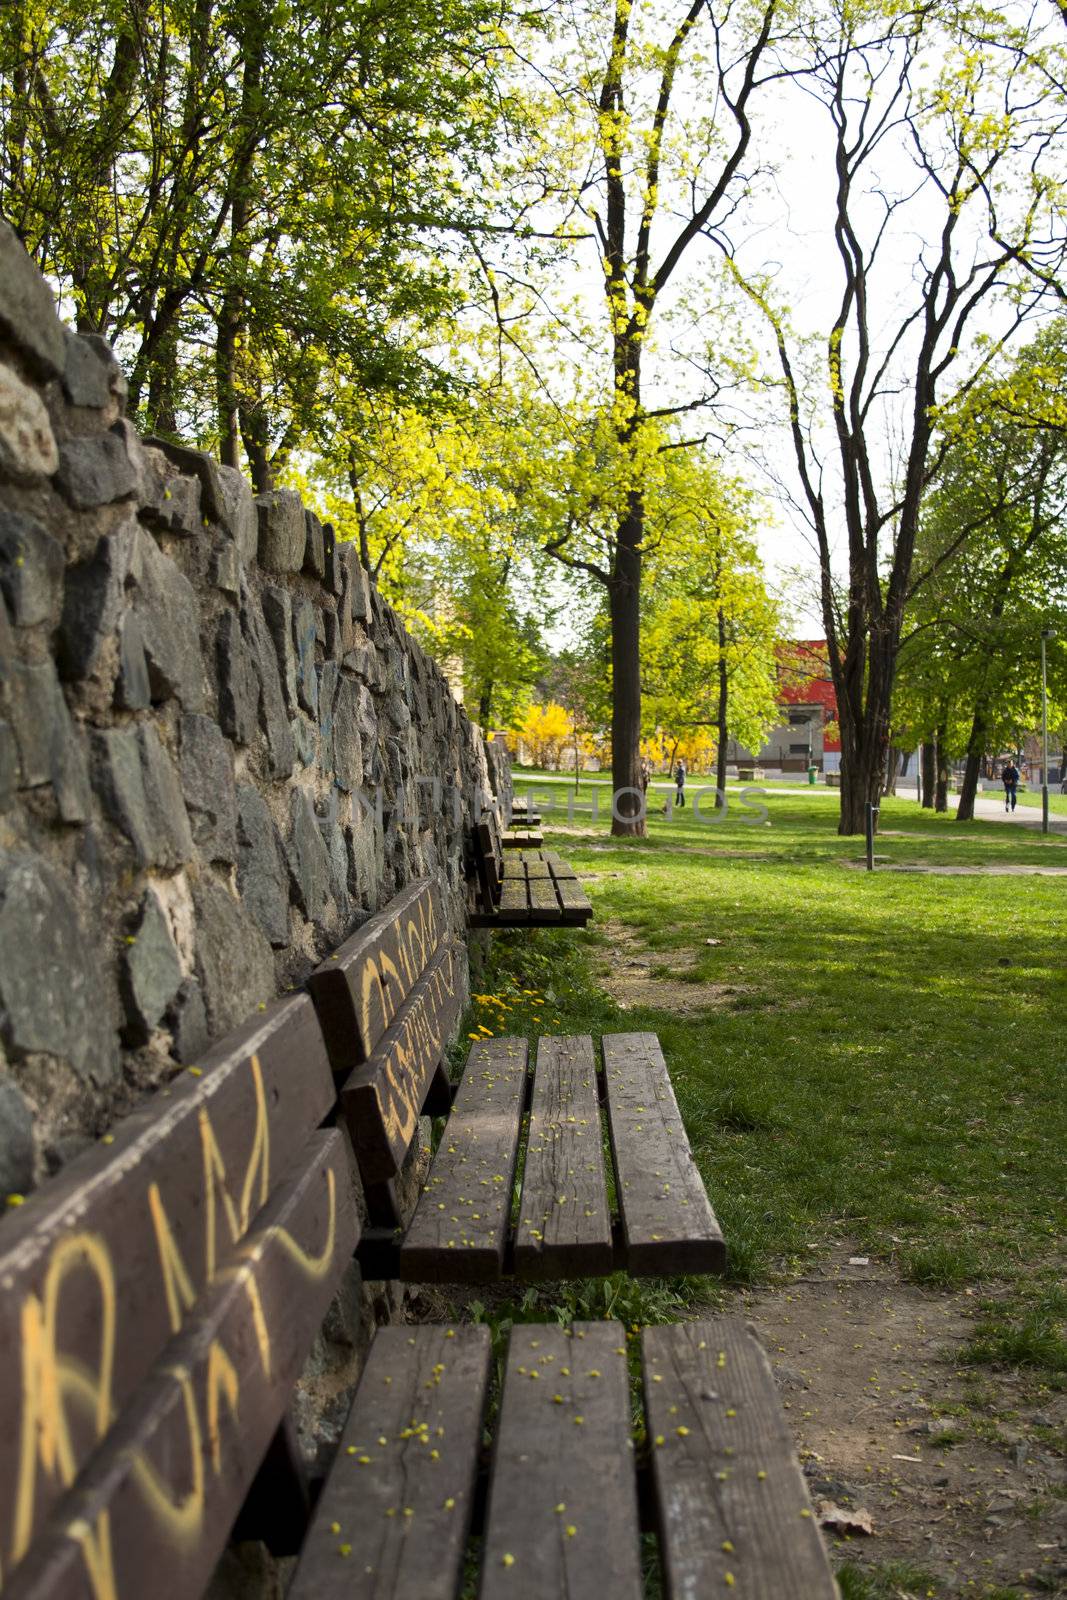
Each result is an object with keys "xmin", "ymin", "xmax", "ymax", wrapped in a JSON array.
[
  {"xmin": 490, "ymin": 797, "xmax": 543, "ymax": 849},
  {"xmin": 506, "ymin": 793, "xmax": 541, "ymax": 826},
  {"xmin": 470, "ymin": 809, "xmax": 591, "ymax": 927},
  {"xmin": 307, "ymin": 879, "xmax": 721, "ymax": 1280},
  {"xmin": 0, "ymin": 876, "xmax": 838, "ymax": 1600}
]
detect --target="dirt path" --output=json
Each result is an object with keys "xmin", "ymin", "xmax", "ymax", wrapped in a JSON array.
[{"xmin": 739, "ymin": 1248, "xmax": 1067, "ymax": 1596}]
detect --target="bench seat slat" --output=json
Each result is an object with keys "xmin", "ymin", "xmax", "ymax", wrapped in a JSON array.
[
  {"xmin": 497, "ymin": 878, "xmax": 530, "ymax": 920},
  {"xmin": 400, "ymin": 1039, "xmax": 529, "ymax": 1282},
  {"xmin": 5, "ymin": 1131, "xmax": 357, "ymax": 1600},
  {"xmin": 287, "ymin": 1326, "xmax": 492, "ymax": 1600},
  {"xmin": 543, "ymin": 850, "xmax": 578, "ymax": 880},
  {"xmin": 514, "ymin": 1036, "xmax": 612, "ymax": 1279},
  {"xmin": 340, "ymin": 942, "xmax": 461, "ymax": 1184},
  {"xmin": 480, "ymin": 1321, "xmax": 643, "ymax": 1600},
  {"xmin": 556, "ymin": 877, "xmax": 594, "ymax": 922},
  {"xmin": 603, "ymin": 1033, "xmax": 726, "ymax": 1275},
  {"xmin": 643, "ymin": 1321, "xmax": 838, "ymax": 1599},
  {"xmin": 0, "ymin": 994, "xmax": 334, "ymax": 1569},
  {"xmin": 501, "ymin": 829, "xmax": 543, "ymax": 848}
]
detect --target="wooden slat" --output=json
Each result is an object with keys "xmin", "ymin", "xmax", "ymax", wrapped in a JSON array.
[
  {"xmin": 514, "ymin": 1036, "xmax": 612, "ymax": 1279},
  {"xmin": 527, "ymin": 876, "xmax": 562, "ymax": 922},
  {"xmin": 480, "ymin": 1321, "xmax": 642, "ymax": 1600},
  {"xmin": 400, "ymin": 1039, "xmax": 529, "ymax": 1282},
  {"xmin": 340, "ymin": 943, "xmax": 461, "ymax": 1183},
  {"xmin": 0, "ymin": 995, "xmax": 333, "ymax": 1573},
  {"xmin": 288, "ymin": 1326, "xmax": 492, "ymax": 1600},
  {"xmin": 308, "ymin": 878, "xmax": 443, "ymax": 1068},
  {"xmin": 603, "ymin": 1033, "xmax": 726, "ymax": 1275},
  {"xmin": 501, "ymin": 829, "xmax": 543, "ymax": 849},
  {"xmin": 512, "ymin": 853, "xmax": 550, "ymax": 879},
  {"xmin": 643, "ymin": 1321, "xmax": 838, "ymax": 1599},
  {"xmin": 497, "ymin": 878, "xmax": 530, "ymax": 921},
  {"xmin": 543, "ymin": 850, "xmax": 578, "ymax": 880},
  {"xmin": 476, "ymin": 816, "xmax": 503, "ymax": 904},
  {"xmin": 555, "ymin": 877, "xmax": 593, "ymax": 923},
  {"xmin": 4, "ymin": 1131, "xmax": 358, "ymax": 1600}
]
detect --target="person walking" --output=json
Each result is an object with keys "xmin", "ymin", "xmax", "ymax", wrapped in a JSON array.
[
  {"xmin": 674, "ymin": 758, "xmax": 686, "ymax": 809},
  {"xmin": 1002, "ymin": 757, "xmax": 1020, "ymax": 812},
  {"xmin": 639, "ymin": 756, "xmax": 651, "ymax": 796}
]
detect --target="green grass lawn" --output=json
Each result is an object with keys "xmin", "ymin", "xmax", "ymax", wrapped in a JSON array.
[{"xmin": 463, "ymin": 781, "xmax": 1067, "ymax": 1380}]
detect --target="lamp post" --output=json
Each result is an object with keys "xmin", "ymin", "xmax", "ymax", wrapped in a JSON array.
[{"xmin": 1041, "ymin": 628, "xmax": 1054, "ymax": 835}]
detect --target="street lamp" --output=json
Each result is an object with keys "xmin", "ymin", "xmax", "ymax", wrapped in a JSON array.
[{"xmin": 1041, "ymin": 628, "xmax": 1054, "ymax": 835}]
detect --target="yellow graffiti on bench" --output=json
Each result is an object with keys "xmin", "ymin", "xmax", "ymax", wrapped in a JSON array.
[{"xmin": 8, "ymin": 1054, "xmax": 338, "ymax": 1600}]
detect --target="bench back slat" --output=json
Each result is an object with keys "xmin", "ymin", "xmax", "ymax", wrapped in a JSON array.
[
  {"xmin": 474, "ymin": 813, "xmax": 504, "ymax": 904},
  {"xmin": 4, "ymin": 1131, "xmax": 357, "ymax": 1600},
  {"xmin": 0, "ymin": 993, "xmax": 334, "ymax": 1577},
  {"xmin": 308, "ymin": 879, "xmax": 444, "ymax": 1070},
  {"xmin": 339, "ymin": 942, "xmax": 461, "ymax": 1184}
]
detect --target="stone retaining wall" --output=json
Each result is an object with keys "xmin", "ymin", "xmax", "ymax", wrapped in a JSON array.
[{"xmin": 0, "ymin": 221, "xmax": 499, "ymax": 1231}]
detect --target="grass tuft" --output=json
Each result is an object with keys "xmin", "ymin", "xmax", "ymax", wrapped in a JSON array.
[{"xmin": 900, "ymin": 1241, "xmax": 981, "ymax": 1288}]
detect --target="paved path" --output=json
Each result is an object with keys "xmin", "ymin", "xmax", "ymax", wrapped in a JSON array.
[{"xmin": 893, "ymin": 786, "xmax": 1067, "ymax": 831}]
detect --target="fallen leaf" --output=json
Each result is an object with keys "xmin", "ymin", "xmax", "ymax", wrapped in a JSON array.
[
  {"xmin": 817, "ymin": 1501, "xmax": 873, "ymax": 1536},
  {"xmin": 848, "ymin": 1256, "xmax": 870, "ymax": 1266}
]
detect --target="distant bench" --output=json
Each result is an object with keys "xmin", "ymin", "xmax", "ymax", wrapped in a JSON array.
[
  {"xmin": 0, "ymin": 877, "xmax": 836, "ymax": 1600},
  {"xmin": 471, "ymin": 808, "xmax": 591, "ymax": 927}
]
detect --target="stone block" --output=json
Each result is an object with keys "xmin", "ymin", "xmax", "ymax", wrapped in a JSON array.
[
  {"xmin": 91, "ymin": 723, "xmax": 194, "ymax": 867},
  {"xmin": 286, "ymin": 786, "xmax": 332, "ymax": 927},
  {"xmin": 210, "ymin": 542, "xmax": 241, "ymax": 595},
  {"xmin": 0, "ymin": 360, "xmax": 59, "ymax": 483},
  {"xmin": 292, "ymin": 713, "xmax": 317, "ymax": 767},
  {"xmin": 116, "ymin": 612, "xmax": 151, "ymax": 710},
  {"xmin": 329, "ymin": 676, "xmax": 365, "ymax": 794},
  {"xmin": 303, "ymin": 510, "xmax": 326, "ymax": 579},
  {"xmin": 140, "ymin": 447, "xmax": 202, "ymax": 537},
  {"xmin": 128, "ymin": 524, "xmax": 206, "ymax": 710},
  {"xmin": 62, "ymin": 331, "xmax": 113, "ymax": 409},
  {"xmin": 0, "ymin": 721, "xmax": 16, "ymax": 811},
  {"xmin": 241, "ymin": 585, "xmax": 294, "ymax": 778},
  {"xmin": 0, "ymin": 1076, "xmax": 35, "ymax": 1197},
  {"xmin": 168, "ymin": 978, "xmax": 209, "ymax": 1064},
  {"xmin": 57, "ymin": 522, "xmax": 134, "ymax": 682},
  {"xmin": 0, "ymin": 222, "xmax": 65, "ymax": 379},
  {"xmin": 0, "ymin": 852, "xmax": 118, "ymax": 1083},
  {"xmin": 145, "ymin": 440, "xmax": 258, "ymax": 562},
  {"xmin": 191, "ymin": 873, "xmax": 274, "ymax": 1035},
  {"xmin": 256, "ymin": 488, "xmax": 305, "ymax": 574},
  {"xmin": 121, "ymin": 888, "xmax": 184, "ymax": 1042},
  {"xmin": 293, "ymin": 597, "xmax": 319, "ymax": 719},
  {"xmin": 0, "ymin": 508, "xmax": 64, "ymax": 626},
  {"xmin": 180, "ymin": 713, "xmax": 237, "ymax": 864},
  {"xmin": 215, "ymin": 610, "xmax": 260, "ymax": 745},
  {"xmin": 55, "ymin": 428, "xmax": 138, "ymax": 508},
  {"xmin": 6, "ymin": 658, "xmax": 92, "ymax": 821},
  {"xmin": 322, "ymin": 523, "xmax": 342, "ymax": 595},
  {"xmin": 236, "ymin": 785, "xmax": 289, "ymax": 946},
  {"xmin": 81, "ymin": 334, "xmax": 127, "ymax": 401},
  {"xmin": 321, "ymin": 818, "xmax": 351, "ymax": 925},
  {"xmin": 262, "ymin": 585, "xmax": 298, "ymax": 713}
]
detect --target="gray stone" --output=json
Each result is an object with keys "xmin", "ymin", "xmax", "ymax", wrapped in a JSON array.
[
  {"xmin": 322, "ymin": 524, "xmax": 342, "ymax": 594},
  {"xmin": 210, "ymin": 542, "xmax": 241, "ymax": 595},
  {"xmin": 292, "ymin": 713, "xmax": 317, "ymax": 767},
  {"xmin": 5, "ymin": 658, "xmax": 92, "ymax": 821},
  {"xmin": 180, "ymin": 714, "xmax": 237, "ymax": 863},
  {"xmin": 62, "ymin": 331, "xmax": 113, "ymax": 409},
  {"xmin": 329, "ymin": 676, "xmax": 364, "ymax": 793},
  {"xmin": 347, "ymin": 550, "xmax": 371, "ymax": 622},
  {"xmin": 81, "ymin": 335, "xmax": 126, "ymax": 401},
  {"xmin": 0, "ymin": 721, "xmax": 15, "ymax": 810},
  {"xmin": 0, "ymin": 1076, "xmax": 35, "ymax": 1197},
  {"xmin": 241, "ymin": 586, "xmax": 294, "ymax": 778},
  {"xmin": 293, "ymin": 598, "xmax": 319, "ymax": 718},
  {"xmin": 128, "ymin": 524, "xmax": 205, "ymax": 710},
  {"xmin": 121, "ymin": 889, "xmax": 184, "ymax": 1041},
  {"xmin": 0, "ymin": 222, "xmax": 65, "ymax": 379},
  {"xmin": 116, "ymin": 612, "xmax": 151, "ymax": 710},
  {"xmin": 0, "ymin": 853, "xmax": 118, "ymax": 1083},
  {"xmin": 236, "ymin": 785, "xmax": 290, "ymax": 946},
  {"xmin": 0, "ymin": 360, "xmax": 59, "ymax": 482},
  {"xmin": 57, "ymin": 523, "xmax": 134, "ymax": 681},
  {"xmin": 91, "ymin": 724, "xmax": 194, "ymax": 867},
  {"xmin": 215, "ymin": 610, "xmax": 259, "ymax": 745},
  {"xmin": 256, "ymin": 488, "xmax": 305, "ymax": 573},
  {"xmin": 303, "ymin": 510, "xmax": 326, "ymax": 579},
  {"xmin": 286, "ymin": 787, "xmax": 332, "ymax": 925},
  {"xmin": 323, "ymin": 608, "xmax": 342, "ymax": 661},
  {"xmin": 55, "ymin": 429, "xmax": 138, "ymax": 509},
  {"xmin": 191, "ymin": 873, "xmax": 274, "ymax": 1035},
  {"xmin": 262, "ymin": 585, "xmax": 298, "ymax": 713},
  {"xmin": 321, "ymin": 819, "xmax": 351, "ymax": 925},
  {"xmin": 0, "ymin": 509, "xmax": 64, "ymax": 626},
  {"xmin": 317, "ymin": 660, "xmax": 339, "ymax": 770},
  {"xmin": 140, "ymin": 448, "xmax": 202, "ymax": 537},
  {"xmin": 215, "ymin": 465, "xmax": 259, "ymax": 563},
  {"xmin": 168, "ymin": 978, "xmax": 209, "ymax": 1064}
]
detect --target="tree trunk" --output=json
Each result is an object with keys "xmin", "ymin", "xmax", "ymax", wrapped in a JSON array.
[
  {"xmin": 608, "ymin": 489, "xmax": 645, "ymax": 837},
  {"xmin": 921, "ymin": 742, "xmax": 936, "ymax": 809},
  {"xmin": 883, "ymin": 746, "xmax": 900, "ymax": 796},
  {"xmin": 715, "ymin": 606, "xmax": 729, "ymax": 806},
  {"xmin": 935, "ymin": 727, "xmax": 949, "ymax": 812},
  {"xmin": 478, "ymin": 682, "xmax": 493, "ymax": 727}
]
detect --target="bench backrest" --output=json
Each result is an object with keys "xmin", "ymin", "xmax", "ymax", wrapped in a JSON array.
[
  {"xmin": 307, "ymin": 878, "xmax": 461, "ymax": 1185},
  {"xmin": 0, "ymin": 994, "xmax": 358, "ymax": 1600},
  {"xmin": 473, "ymin": 809, "xmax": 504, "ymax": 905}
]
